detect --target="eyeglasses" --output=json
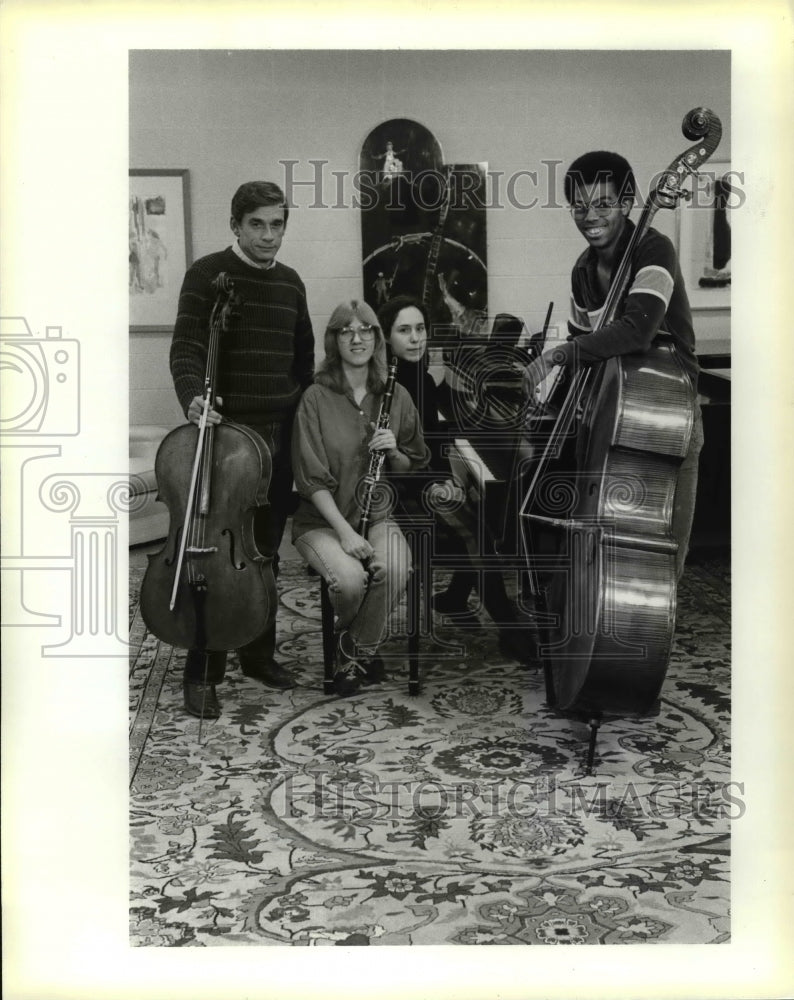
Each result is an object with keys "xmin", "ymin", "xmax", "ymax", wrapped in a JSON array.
[
  {"xmin": 569, "ymin": 199, "xmax": 621, "ymax": 219},
  {"xmin": 338, "ymin": 325, "xmax": 376, "ymax": 341}
]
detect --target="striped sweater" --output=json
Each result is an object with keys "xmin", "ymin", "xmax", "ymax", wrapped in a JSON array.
[
  {"xmin": 565, "ymin": 221, "xmax": 698, "ymax": 385},
  {"xmin": 170, "ymin": 247, "xmax": 315, "ymax": 423}
]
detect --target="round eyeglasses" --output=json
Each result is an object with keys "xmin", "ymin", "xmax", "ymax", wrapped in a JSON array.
[
  {"xmin": 569, "ymin": 199, "xmax": 621, "ymax": 219},
  {"xmin": 338, "ymin": 325, "xmax": 376, "ymax": 341}
]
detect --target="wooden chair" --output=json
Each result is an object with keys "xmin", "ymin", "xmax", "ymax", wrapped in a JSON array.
[{"xmin": 309, "ymin": 527, "xmax": 422, "ymax": 696}]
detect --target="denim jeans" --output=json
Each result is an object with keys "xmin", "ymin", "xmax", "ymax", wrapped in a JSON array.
[{"xmin": 295, "ymin": 519, "xmax": 411, "ymax": 651}]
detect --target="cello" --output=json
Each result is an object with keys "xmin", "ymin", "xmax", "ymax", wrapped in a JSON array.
[
  {"xmin": 140, "ymin": 273, "xmax": 277, "ymax": 657},
  {"xmin": 519, "ymin": 108, "xmax": 723, "ymax": 768}
]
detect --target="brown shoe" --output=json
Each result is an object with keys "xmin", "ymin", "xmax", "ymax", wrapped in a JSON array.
[
  {"xmin": 183, "ymin": 681, "xmax": 221, "ymax": 719},
  {"xmin": 240, "ymin": 658, "xmax": 297, "ymax": 690}
]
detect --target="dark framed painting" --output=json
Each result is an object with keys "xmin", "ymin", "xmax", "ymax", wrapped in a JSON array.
[
  {"xmin": 359, "ymin": 119, "xmax": 488, "ymax": 339},
  {"xmin": 129, "ymin": 168, "xmax": 192, "ymax": 332}
]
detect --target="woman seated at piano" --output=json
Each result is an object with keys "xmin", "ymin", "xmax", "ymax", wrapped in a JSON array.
[
  {"xmin": 291, "ymin": 299, "xmax": 430, "ymax": 697},
  {"xmin": 377, "ymin": 294, "xmax": 530, "ymax": 662}
]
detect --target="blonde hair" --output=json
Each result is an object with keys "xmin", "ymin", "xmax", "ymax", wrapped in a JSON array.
[{"xmin": 316, "ymin": 299, "xmax": 387, "ymax": 394}]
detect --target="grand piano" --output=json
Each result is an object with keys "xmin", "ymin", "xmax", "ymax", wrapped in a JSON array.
[
  {"xmin": 434, "ymin": 320, "xmax": 550, "ymax": 567},
  {"xmin": 436, "ymin": 326, "xmax": 731, "ymax": 591},
  {"xmin": 690, "ymin": 347, "xmax": 731, "ymax": 550}
]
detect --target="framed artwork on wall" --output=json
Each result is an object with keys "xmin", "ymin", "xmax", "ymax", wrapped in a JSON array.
[
  {"xmin": 676, "ymin": 161, "xmax": 734, "ymax": 310},
  {"xmin": 129, "ymin": 169, "xmax": 192, "ymax": 332},
  {"xmin": 359, "ymin": 119, "xmax": 488, "ymax": 340}
]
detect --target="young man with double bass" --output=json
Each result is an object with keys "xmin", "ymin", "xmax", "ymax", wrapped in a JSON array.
[
  {"xmin": 517, "ymin": 140, "xmax": 718, "ymax": 747},
  {"xmin": 522, "ymin": 151, "xmax": 704, "ymax": 581},
  {"xmin": 169, "ymin": 180, "xmax": 315, "ymax": 718}
]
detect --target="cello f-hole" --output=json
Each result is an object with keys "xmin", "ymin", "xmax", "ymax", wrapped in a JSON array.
[
  {"xmin": 164, "ymin": 525, "xmax": 183, "ymax": 567},
  {"xmin": 222, "ymin": 527, "xmax": 246, "ymax": 570}
]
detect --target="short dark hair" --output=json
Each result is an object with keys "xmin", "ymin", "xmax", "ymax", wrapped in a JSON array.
[
  {"xmin": 230, "ymin": 181, "xmax": 289, "ymax": 225},
  {"xmin": 564, "ymin": 151, "xmax": 636, "ymax": 204},
  {"xmin": 377, "ymin": 295, "xmax": 430, "ymax": 341}
]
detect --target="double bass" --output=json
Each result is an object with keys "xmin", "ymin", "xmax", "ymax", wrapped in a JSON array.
[
  {"xmin": 519, "ymin": 109, "xmax": 722, "ymax": 767},
  {"xmin": 140, "ymin": 273, "xmax": 277, "ymax": 658}
]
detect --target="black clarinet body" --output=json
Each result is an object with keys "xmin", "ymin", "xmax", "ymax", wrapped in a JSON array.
[{"xmin": 359, "ymin": 359, "xmax": 399, "ymax": 540}]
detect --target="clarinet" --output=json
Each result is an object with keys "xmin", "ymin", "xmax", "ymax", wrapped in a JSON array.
[{"xmin": 359, "ymin": 359, "xmax": 399, "ymax": 540}]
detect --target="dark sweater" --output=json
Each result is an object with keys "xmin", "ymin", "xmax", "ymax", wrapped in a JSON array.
[
  {"xmin": 170, "ymin": 247, "xmax": 315, "ymax": 423},
  {"xmin": 565, "ymin": 221, "xmax": 699, "ymax": 386},
  {"xmin": 393, "ymin": 358, "xmax": 448, "ymax": 475}
]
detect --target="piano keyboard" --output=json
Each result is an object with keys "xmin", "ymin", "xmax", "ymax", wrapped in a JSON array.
[{"xmin": 450, "ymin": 437, "xmax": 497, "ymax": 492}]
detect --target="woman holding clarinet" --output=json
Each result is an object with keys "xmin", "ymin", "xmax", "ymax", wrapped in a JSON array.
[{"xmin": 291, "ymin": 299, "xmax": 430, "ymax": 696}]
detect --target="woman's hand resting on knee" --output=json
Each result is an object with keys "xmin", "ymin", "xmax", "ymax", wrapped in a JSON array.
[{"xmin": 338, "ymin": 526, "xmax": 375, "ymax": 562}]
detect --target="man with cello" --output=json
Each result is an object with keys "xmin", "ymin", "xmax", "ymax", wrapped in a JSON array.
[{"xmin": 169, "ymin": 180, "xmax": 315, "ymax": 719}]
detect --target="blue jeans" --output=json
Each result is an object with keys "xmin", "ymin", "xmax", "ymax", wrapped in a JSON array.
[{"xmin": 295, "ymin": 519, "xmax": 411, "ymax": 651}]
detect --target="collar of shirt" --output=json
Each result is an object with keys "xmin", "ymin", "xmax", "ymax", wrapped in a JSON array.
[
  {"xmin": 231, "ymin": 240, "xmax": 276, "ymax": 270},
  {"xmin": 342, "ymin": 384, "xmax": 375, "ymax": 414}
]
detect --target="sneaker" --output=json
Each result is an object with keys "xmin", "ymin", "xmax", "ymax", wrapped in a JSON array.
[
  {"xmin": 334, "ymin": 632, "xmax": 367, "ymax": 697},
  {"xmin": 360, "ymin": 653, "xmax": 385, "ymax": 685}
]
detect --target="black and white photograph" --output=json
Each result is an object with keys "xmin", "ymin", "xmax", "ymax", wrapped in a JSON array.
[
  {"xmin": 2, "ymin": 3, "xmax": 792, "ymax": 1000},
  {"xmin": 128, "ymin": 47, "xmax": 733, "ymax": 948}
]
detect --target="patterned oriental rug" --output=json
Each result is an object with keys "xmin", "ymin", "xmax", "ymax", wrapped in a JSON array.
[{"xmin": 129, "ymin": 556, "xmax": 731, "ymax": 947}]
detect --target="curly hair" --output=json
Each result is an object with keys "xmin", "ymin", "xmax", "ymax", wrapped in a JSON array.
[
  {"xmin": 377, "ymin": 295, "xmax": 430, "ymax": 340},
  {"xmin": 563, "ymin": 151, "xmax": 636, "ymax": 205},
  {"xmin": 377, "ymin": 295, "xmax": 431, "ymax": 369}
]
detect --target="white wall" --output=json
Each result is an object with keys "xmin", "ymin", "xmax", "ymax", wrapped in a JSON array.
[{"xmin": 130, "ymin": 49, "xmax": 731, "ymax": 427}]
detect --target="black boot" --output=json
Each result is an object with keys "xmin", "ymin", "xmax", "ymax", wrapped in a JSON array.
[
  {"xmin": 183, "ymin": 680, "xmax": 221, "ymax": 719},
  {"xmin": 240, "ymin": 657, "xmax": 297, "ymax": 690},
  {"xmin": 432, "ymin": 572, "xmax": 481, "ymax": 628},
  {"xmin": 434, "ymin": 570, "xmax": 476, "ymax": 611},
  {"xmin": 498, "ymin": 625, "xmax": 539, "ymax": 668},
  {"xmin": 183, "ymin": 650, "xmax": 225, "ymax": 718}
]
